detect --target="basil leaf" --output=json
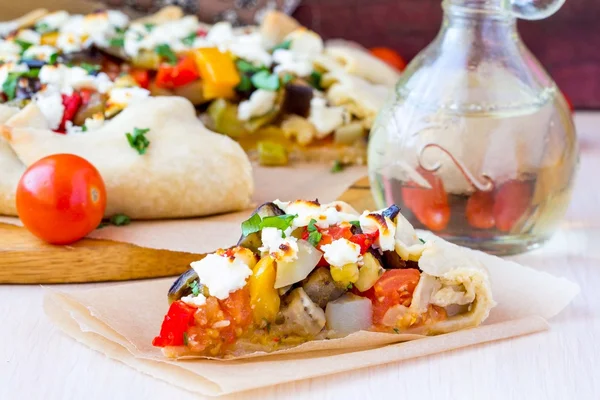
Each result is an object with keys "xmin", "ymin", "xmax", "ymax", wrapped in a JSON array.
[
  {"xmin": 79, "ymin": 63, "xmax": 101, "ymax": 74},
  {"xmin": 110, "ymin": 214, "xmax": 131, "ymax": 226},
  {"xmin": 271, "ymin": 39, "xmax": 291, "ymax": 52},
  {"xmin": 260, "ymin": 214, "xmax": 296, "ymax": 232},
  {"xmin": 307, "ymin": 230, "xmax": 322, "ymax": 247},
  {"xmin": 309, "ymin": 70, "xmax": 323, "ymax": 90},
  {"xmin": 14, "ymin": 39, "xmax": 32, "ymax": 54},
  {"xmin": 182, "ymin": 32, "xmax": 197, "ymax": 47},
  {"xmin": 349, "ymin": 221, "xmax": 361, "ymax": 228},
  {"xmin": 155, "ymin": 43, "xmax": 178, "ymax": 65},
  {"xmin": 331, "ymin": 160, "xmax": 344, "ymax": 173},
  {"xmin": 35, "ymin": 22, "xmax": 51, "ymax": 34},
  {"xmin": 125, "ymin": 127, "xmax": 151, "ymax": 155},
  {"xmin": 235, "ymin": 59, "xmax": 262, "ymax": 74},
  {"xmin": 48, "ymin": 53, "xmax": 58, "ymax": 65},
  {"xmin": 241, "ymin": 213, "xmax": 262, "ymax": 236},
  {"xmin": 307, "ymin": 218, "xmax": 318, "ymax": 233},
  {"xmin": 236, "ymin": 74, "xmax": 252, "ymax": 92},
  {"xmin": 251, "ymin": 70, "xmax": 280, "ymax": 91},
  {"xmin": 109, "ymin": 37, "xmax": 125, "ymax": 48},
  {"xmin": 144, "ymin": 23, "xmax": 155, "ymax": 32},
  {"xmin": 188, "ymin": 280, "xmax": 201, "ymax": 297},
  {"xmin": 2, "ymin": 73, "xmax": 20, "ymax": 100}
]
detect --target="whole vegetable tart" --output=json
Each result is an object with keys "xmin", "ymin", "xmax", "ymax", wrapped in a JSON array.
[{"xmin": 154, "ymin": 200, "xmax": 495, "ymax": 358}]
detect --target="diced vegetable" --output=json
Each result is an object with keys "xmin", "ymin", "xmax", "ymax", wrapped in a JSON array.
[
  {"xmin": 41, "ymin": 32, "xmax": 58, "ymax": 46},
  {"xmin": 155, "ymin": 55, "xmax": 199, "ymax": 89},
  {"xmin": 130, "ymin": 68, "xmax": 150, "ymax": 89},
  {"xmin": 193, "ymin": 47, "xmax": 240, "ymax": 100},
  {"xmin": 325, "ymin": 293, "xmax": 373, "ymax": 335},
  {"xmin": 354, "ymin": 252, "xmax": 384, "ymax": 292},
  {"xmin": 73, "ymin": 92, "xmax": 106, "ymax": 126},
  {"xmin": 131, "ymin": 50, "xmax": 162, "ymax": 70},
  {"xmin": 248, "ymin": 256, "xmax": 280, "ymax": 324},
  {"xmin": 207, "ymin": 99, "xmax": 247, "ymax": 138},
  {"xmin": 277, "ymin": 288, "xmax": 326, "ymax": 336},
  {"xmin": 236, "ymin": 202, "xmax": 285, "ymax": 252},
  {"xmin": 173, "ymin": 80, "xmax": 205, "ymax": 105},
  {"xmin": 274, "ymin": 240, "xmax": 323, "ymax": 289},
  {"xmin": 365, "ymin": 269, "xmax": 421, "ymax": 325},
  {"xmin": 281, "ymin": 83, "xmax": 313, "ymax": 117},
  {"xmin": 245, "ymin": 109, "xmax": 279, "ymax": 133},
  {"xmin": 281, "ymin": 115, "xmax": 316, "ymax": 146},
  {"xmin": 257, "ymin": 141, "xmax": 288, "ymax": 166},
  {"xmin": 330, "ymin": 263, "xmax": 359, "ymax": 287},
  {"xmin": 301, "ymin": 267, "xmax": 346, "ymax": 308},
  {"xmin": 152, "ymin": 300, "xmax": 197, "ymax": 347},
  {"xmin": 57, "ymin": 92, "xmax": 82, "ymax": 133},
  {"xmin": 333, "ymin": 122, "xmax": 364, "ymax": 145}
]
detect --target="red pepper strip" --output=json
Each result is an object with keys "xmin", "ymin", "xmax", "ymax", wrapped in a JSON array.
[
  {"xmin": 130, "ymin": 68, "xmax": 150, "ymax": 89},
  {"xmin": 155, "ymin": 55, "xmax": 200, "ymax": 89},
  {"xmin": 152, "ymin": 300, "xmax": 197, "ymax": 347},
  {"xmin": 349, "ymin": 231, "xmax": 379, "ymax": 254},
  {"xmin": 56, "ymin": 92, "xmax": 82, "ymax": 133}
]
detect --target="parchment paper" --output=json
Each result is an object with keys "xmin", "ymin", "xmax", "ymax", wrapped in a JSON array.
[
  {"xmin": 44, "ymin": 241, "xmax": 579, "ymax": 396},
  {"xmin": 0, "ymin": 163, "xmax": 366, "ymax": 253}
]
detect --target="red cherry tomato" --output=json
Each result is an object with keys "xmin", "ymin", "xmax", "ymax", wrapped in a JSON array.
[
  {"xmin": 401, "ymin": 169, "xmax": 450, "ymax": 231},
  {"xmin": 16, "ymin": 154, "xmax": 107, "ymax": 245},
  {"xmin": 370, "ymin": 47, "xmax": 407, "ymax": 71},
  {"xmin": 152, "ymin": 300, "xmax": 197, "ymax": 347},
  {"xmin": 493, "ymin": 180, "xmax": 532, "ymax": 233},
  {"xmin": 155, "ymin": 55, "xmax": 200, "ymax": 89},
  {"xmin": 130, "ymin": 68, "xmax": 150, "ymax": 89},
  {"xmin": 365, "ymin": 269, "xmax": 421, "ymax": 325},
  {"xmin": 466, "ymin": 190, "xmax": 495, "ymax": 229}
]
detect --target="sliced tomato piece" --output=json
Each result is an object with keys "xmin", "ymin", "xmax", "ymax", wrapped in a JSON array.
[
  {"xmin": 130, "ymin": 68, "xmax": 150, "ymax": 89},
  {"xmin": 155, "ymin": 55, "xmax": 200, "ymax": 89},
  {"xmin": 152, "ymin": 300, "xmax": 197, "ymax": 347},
  {"xmin": 366, "ymin": 269, "xmax": 421, "ymax": 325}
]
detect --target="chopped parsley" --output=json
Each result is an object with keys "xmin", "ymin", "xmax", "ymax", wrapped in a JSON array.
[
  {"xmin": 155, "ymin": 43, "xmax": 177, "ymax": 65},
  {"xmin": 188, "ymin": 280, "xmax": 201, "ymax": 297},
  {"xmin": 79, "ymin": 63, "xmax": 101, "ymax": 74},
  {"xmin": 35, "ymin": 22, "xmax": 51, "ymax": 34},
  {"xmin": 110, "ymin": 214, "xmax": 131, "ymax": 226},
  {"xmin": 393, "ymin": 328, "xmax": 400, "ymax": 334},
  {"xmin": 281, "ymin": 73, "xmax": 294, "ymax": 85},
  {"xmin": 125, "ymin": 127, "xmax": 151, "ymax": 155},
  {"xmin": 241, "ymin": 213, "xmax": 298, "ymax": 236},
  {"xmin": 308, "ymin": 70, "xmax": 323, "ymax": 90},
  {"xmin": 349, "ymin": 221, "xmax": 361, "ymax": 228},
  {"xmin": 251, "ymin": 70, "xmax": 280, "ymax": 91},
  {"xmin": 182, "ymin": 32, "xmax": 197, "ymax": 47},
  {"xmin": 271, "ymin": 39, "xmax": 291, "ymax": 52},
  {"xmin": 48, "ymin": 53, "xmax": 58, "ymax": 65},
  {"xmin": 109, "ymin": 37, "xmax": 125, "ymax": 48},
  {"xmin": 81, "ymin": 124, "xmax": 88, "ymax": 132},
  {"xmin": 331, "ymin": 160, "xmax": 345, "ymax": 173},
  {"xmin": 144, "ymin": 23, "xmax": 156, "ymax": 32},
  {"xmin": 236, "ymin": 74, "xmax": 252, "ymax": 92},
  {"xmin": 419, "ymin": 238, "xmax": 426, "ymax": 244},
  {"xmin": 235, "ymin": 59, "xmax": 262, "ymax": 74},
  {"xmin": 306, "ymin": 219, "xmax": 322, "ymax": 246},
  {"xmin": 183, "ymin": 332, "xmax": 189, "ymax": 346},
  {"xmin": 346, "ymin": 283, "xmax": 353, "ymax": 290},
  {"xmin": 14, "ymin": 39, "xmax": 32, "ymax": 54}
]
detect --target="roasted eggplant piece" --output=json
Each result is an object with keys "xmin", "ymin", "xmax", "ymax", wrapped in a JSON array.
[
  {"xmin": 15, "ymin": 77, "xmax": 42, "ymax": 100},
  {"xmin": 282, "ymin": 83, "xmax": 313, "ymax": 118},
  {"xmin": 236, "ymin": 202, "xmax": 285, "ymax": 252},
  {"xmin": 21, "ymin": 59, "xmax": 46, "ymax": 69},
  {"xmin": 301, "ymin": 267, "xmax": 346, "ymax": 308},
  {"xmin": 168, "ymin": 268, "xmax": 202, "ymax": 304},
  {"xmin": 382, "ymin": 204, "xmax": 401, "ymax": 221},
  {"xmin": 275, "ymin": 287, "xmax": 326, "ymax": 336},
  {"xmin": 381, "ymin": 250, "xmax": 420, "ymax": 271},
  {"xmin": 73, "ymin": 92, "xmax": 107, "ymax": 126}
]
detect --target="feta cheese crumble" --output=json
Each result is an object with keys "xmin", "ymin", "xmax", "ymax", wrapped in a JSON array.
[
  {"xmin": 273, "ymin": 199, "xmax": 359, "ymax": 231},
  {"xmin": 309, "ymin": 97, "xmax": 347, "ymax": 138},
  {"xmin": 16, "ymin": 29, "xmax": 41, "ymax": 45},
  {"xmin": 22, "ymin": 45, "xmax": 57, "ymax": 62},
  {"xmin": 258, "ymin": 227, "xmax": 299, "ymax": 263},
  {"xmin": 39, "ymin": 65, "xmax": 114, "ymax": 95},
  {"xmin": 321, "ymin": 238, "xmax": 362, "ymax": 267},
  {"xmin": 108, "ymin": 86, "xmax": 150, "ymax": 107},
  {"xmin": 181, "ymin": 293, "xmax": 207, "ymax": 307},
  {"xmin": 237, "ymin": 89, "xmax": 277, "ymax": 121},
  {"xmin": 190, "ymin": 253, "xmax": 252, "ymax": 300},
  {"xmin": 34, "ymin": 89, "xmax": 65, "ymax": 130},
  {"xmin": 35, "ymin": 11, "xmax": 70, "ymax": 32},
  {"xmin": 272, "ymin": 49, "xmax": 313, "ymax": 77},
  {"xmin": 359, "ymin": 211, "xmax": 397, "ymax": 252}
]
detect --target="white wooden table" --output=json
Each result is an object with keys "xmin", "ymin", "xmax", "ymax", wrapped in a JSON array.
[{"xmin": 2, "ymin": 113, "xmax": 599, "ymax": 400}]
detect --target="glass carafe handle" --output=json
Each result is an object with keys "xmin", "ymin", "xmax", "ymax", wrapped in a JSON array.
[{"xmin": 511, "ymin": 0, "xmax": 566, "ymax": 20}]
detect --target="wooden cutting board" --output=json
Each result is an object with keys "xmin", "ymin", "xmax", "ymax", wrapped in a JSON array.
[{"xmin": 0, "ymin": 177, "xmax": 375, "ymax": 284}]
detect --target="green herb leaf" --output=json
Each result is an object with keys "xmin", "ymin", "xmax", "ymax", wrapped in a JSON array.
[
  {"xmin": 22, "ymin": 69, "xmax": 40, "ymax": 78},
  {"xmin": 48, "ymin": 53, "xmax": 58, "ymax": 65},
  {"xmin": 14, "ymin": 39, "xmax": 33, "ymax": 54},
  {"xmin": 241, "ymin": 213, "xmax": 262, "ymax": 236},
  {"xmin": 182, "ymin": 32, "xmax": 197, "ymax": 47},
  {"xmin": 307, "ymin": 218, "xmax": 318, "ymax": 232},
  {"xmin": 419, "ymin": 238, "xmax": 426, "ymax": 244},
  {"xmin": 271, "ymin": 39, "xmax": 291, "ymax": 52},
  {"xmin": 251, "ymin": 70, "xmax": 280, "ymax": 91},
  {"xmin": 393, "ymin": 328, "xmax": 400, "ymax": 334},
  {"xmin": 96, "ymin": 221, "xmax": 109, "ymax": 229},
  {"xmin": 79, "ymin": 63, "xmax": 101, "ymax": 74},
  {"xmin": 115, "ymin": 27, "xmax": 126, "ymax": 34},
  {"xmin": 331, "ymin": 160, "xmax": 344, "ymax": 173},
  {"xmin": 183, "ymin": 332, "xmax": 189, "ymax": 346},
  {"xmin": 155, "ymin": 43, "xmax": 178, "ymax": 65},
  {"xmin": 125, "ymin": 127, "xmax": 151, "ymax": 155},
  {"xmin": 109, "ymin": 37, "xmax": 125, "ymax": 48},
  {"xmin": 307, "ymin": 230, "xmax": 322, "ymax": 247},
  {"xmin": 281, "ymin": 73, "xmax": 294, "ymax": 85},
  {"xmin": 236, "ymin": 74, "xmax": 252, "ymax": 92},
  {"xmin": 349, "ymin": 221, "xmax": 361, "ymax": 228},
  {"xmin": 188, "ymin": 280, "xmax": 201, "ymax": 297},
  {"xmin": 35, "ymin": 22, "xmax": 51, "ymax": 34},
  {"xmin": 110, "ymin": 213, "xmax": 131, "ymax": 226},
  {"xmin": 81, "ymin": 124, "xmax": 88, "ymax": 132},
  {"xmin": 260, "ymin": 214, "xmax": 296, "ymax": 232},
  {"xmin": 235, "ymin": 59, "xmax": 263, "ymax": 74},
  {"xmin": 308, "ymin": 70, "xmax": 323, "ymax": 90},
  {"xmin": 346, "ymin": 283, "xmax": 353, "ymax": 290},
  {"xmin": 1, "ymin": 74, "xmax": 20, "ymax": 100},
  {"xmin": 143, "ymin": 23, "xmax": 155, "ymax": 32}
]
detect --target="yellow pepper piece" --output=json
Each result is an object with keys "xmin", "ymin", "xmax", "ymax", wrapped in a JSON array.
[
  {"xmin": 330, "ymin": 263, "xmax": 360, "ymax": 287},
  {"xmin": 194, "ymin": 48, "xmax": 240, "ymax": 100},
  {"xmin": 249, "ymin": 256, "xmax": 280, "ymax": 325},
  {"xmin": 41, "ymin": 32, "xmax": 59, "ymax": 46}
]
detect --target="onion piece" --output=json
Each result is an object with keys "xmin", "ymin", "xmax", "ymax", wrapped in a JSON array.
[
  {"xmin": 274, "ymin": 240, "xmax": 323, "ymax": 289},
  {"xmin": 381, "ymin": 304, "xmax": 410, "ymax": 327},
  {"xmin": 325, "ymin": 293, "xmax": 373, "ymax": 335}
]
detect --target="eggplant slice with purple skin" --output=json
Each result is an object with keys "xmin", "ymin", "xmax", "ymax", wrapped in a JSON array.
[{"xmin": 281, "ymin": 83, "xmax": 313, "ymax": 118}]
